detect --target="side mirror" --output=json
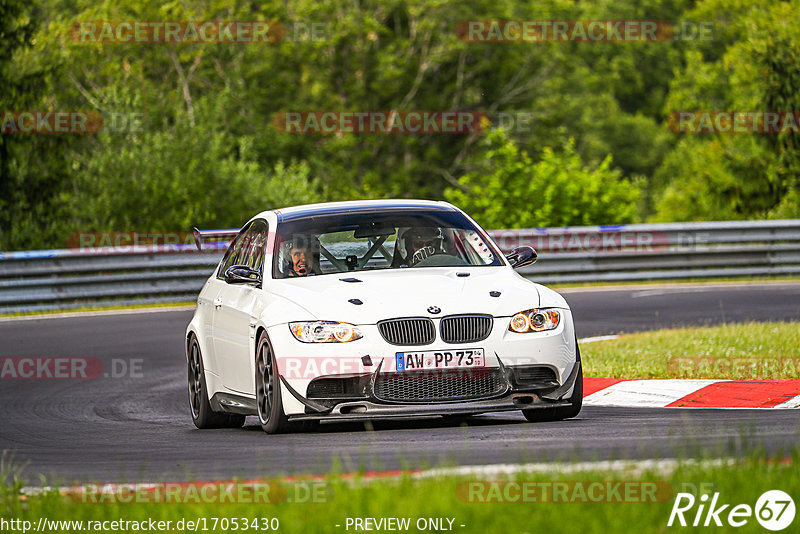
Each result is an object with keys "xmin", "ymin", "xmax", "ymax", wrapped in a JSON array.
[
  {"xmin": 224, "ymin": 265, "xmax": 262, "ymax": 285},
  {"xmin": 505, "ymin": 246, "xmax": 537, "ymax": 269}
]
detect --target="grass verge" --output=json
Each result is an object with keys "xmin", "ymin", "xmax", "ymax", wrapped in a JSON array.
[
  {"xmin": 582, "ymin": 322, "xmax": 800, "ymax": 379},
  {"xmin": 2, "ymin": 453, "xmax": 798, "ymax": 533},
  {"xmin": 0, "ymin": 301, "xmax": 196, "ymax": 319}
]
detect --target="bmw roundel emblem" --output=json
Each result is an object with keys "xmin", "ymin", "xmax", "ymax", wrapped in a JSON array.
[{"xmin": 427, "ymin": 306, "xmax": 441, "ymax": 314}]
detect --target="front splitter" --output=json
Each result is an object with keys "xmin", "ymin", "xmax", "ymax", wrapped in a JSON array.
[{"xmin": 287, "ymin": 394, "xmax": 571, "ymax": 422}]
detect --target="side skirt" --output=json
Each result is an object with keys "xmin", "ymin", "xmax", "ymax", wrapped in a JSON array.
[{"xmin": 210, "ymin": 392, "xmax": 258, "ymax": 416}]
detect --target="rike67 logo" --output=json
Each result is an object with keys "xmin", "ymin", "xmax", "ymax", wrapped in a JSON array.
[{"xmin": 668, "ymin": 490, "xmax": 795, "ymax": 531}]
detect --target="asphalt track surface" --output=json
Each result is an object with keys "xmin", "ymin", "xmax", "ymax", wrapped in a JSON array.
[{"xmin": 1, "ymin": 282, "xmax": 799, "ymax": 483}]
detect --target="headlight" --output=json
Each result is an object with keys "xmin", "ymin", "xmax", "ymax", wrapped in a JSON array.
[
  {"xmin": 508, "ymin": 309, "xmax": 560, "ymax": 333},
  {"xmin": 289, "ymin": 321, "xmax": 363, "ymax": 343}
]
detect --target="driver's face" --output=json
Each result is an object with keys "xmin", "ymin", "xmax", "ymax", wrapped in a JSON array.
[{"xmin": 290, "ymin": 247, "xmax": 309, "ymax": 276}]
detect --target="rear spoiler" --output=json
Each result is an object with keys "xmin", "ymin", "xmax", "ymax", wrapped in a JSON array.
[{"xmin": 192, "ymin": 227, "xmax": 239, "ymax": 251}]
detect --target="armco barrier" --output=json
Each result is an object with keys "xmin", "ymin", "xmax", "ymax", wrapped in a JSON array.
[
  {"xmin": 0, "ymin": 220, "xmax": 798, "ymax": 313},
  {"xmin": 494, "ymin": 219, "xmax": 800, "ymax": 282}
]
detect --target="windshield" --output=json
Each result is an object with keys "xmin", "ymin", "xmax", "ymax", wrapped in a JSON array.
[{"xmin": 273, "ymin": 209, "xmax": 502, "ymax": 278}]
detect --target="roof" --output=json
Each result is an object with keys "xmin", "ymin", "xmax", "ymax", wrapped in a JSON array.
[{"xmin": 272, "ymin": 199, "xmax": 457, "ymax": 222}]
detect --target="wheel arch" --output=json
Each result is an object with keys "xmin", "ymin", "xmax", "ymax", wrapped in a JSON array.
[
  {"xmin": 185, "ymin": 330, "xmax": 196, "ymax": 361},
  {"xmin": 255, "ymin": 325, "xmax": 269, "ymax": 350}
]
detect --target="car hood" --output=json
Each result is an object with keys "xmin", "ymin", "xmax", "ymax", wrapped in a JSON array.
[{"xmin": 265, "ymin": 267, "xmax": 567, "ymax": 324}]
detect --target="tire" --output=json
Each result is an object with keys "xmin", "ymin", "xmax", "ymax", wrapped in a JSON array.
[
  {"xmin": 255, "ymin": 331, "xmax": 292, "ymax": 434},
  {"xmin": 522, "ymin": 341, "xmax": 583, "ymax": 423},
  {"xmin": 187, "ymin": 336, "xmax": 245, "ymax": 429}
]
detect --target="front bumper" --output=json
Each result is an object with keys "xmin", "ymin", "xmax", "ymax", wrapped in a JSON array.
[
  {"xmin": 280, "ymin": 358, "xmax": 581, "ymax": 422},
  {"xmin": 266, "ymin": 313, "xmax": 577, "ymax": 418}
]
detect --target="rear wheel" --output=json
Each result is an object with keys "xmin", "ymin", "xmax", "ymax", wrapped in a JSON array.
[
  {"xmin": 255, "ymin": 332, "xmax": 292, "ymax": 434},
  {"xmin": 523, "ymin": 342, "xmax": 583, "ymax": 423},
  {"xmin": 188, "ymin": 336, "xmax": 245, "ymax": 429}
]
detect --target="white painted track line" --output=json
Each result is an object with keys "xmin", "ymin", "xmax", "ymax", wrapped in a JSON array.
[
  {"xmin": 775, "ymin": 395, "xmax": 800, "ymax": 409},
  {"xmin": 583, "ymin": 379, "xmax": 722, "ymax": 407},
  {"xmin": 578, "ymin": 335, "xmax": 619, "ymax": 343}
]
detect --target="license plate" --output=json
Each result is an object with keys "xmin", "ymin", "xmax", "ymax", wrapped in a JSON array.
[{"xmin": 395, "ymin": 349, "xmax": 484, "ymax": 371}]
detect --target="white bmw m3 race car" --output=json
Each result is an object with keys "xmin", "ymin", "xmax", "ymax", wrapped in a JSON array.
[{"xmin": 186, "ymin": 200, "xmax": 582, "ymax": 433}]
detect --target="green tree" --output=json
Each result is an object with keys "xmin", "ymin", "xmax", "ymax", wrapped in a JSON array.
[
  {"xmin": 66, "ymin": 112, "xmax": 320, "ymax": 234},
  {"xmin": 445, "ymin": 129, "xmax": 640, "ymax": 228},
  {"xmin": 652, "ymin": 0, "xmax": 800, "ymax": 221},
  {"xmin": 0, "ymin": 0, "xmax": 79, "ymax": 249},
  {"xmin": 9, "ymin": 0, "xmax": 762, "ymax": 250}
]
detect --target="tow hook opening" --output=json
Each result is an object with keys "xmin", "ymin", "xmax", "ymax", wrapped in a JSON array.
[
  {"xmin": 340, "ymin": 405, "xmax": 368, "ymax": 414},
  {"xmin": 513, "ymin": 395, "xmax": 536, "ymax": 406}
]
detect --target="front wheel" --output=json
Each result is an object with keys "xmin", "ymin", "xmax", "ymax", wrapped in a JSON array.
[
  {"xmin": 188, "ymin": 336, "xmax": 245, "ymax": 429},
  {"xmin": 255, "ymin": 332, "xmax": 292, "ymax": 434}
]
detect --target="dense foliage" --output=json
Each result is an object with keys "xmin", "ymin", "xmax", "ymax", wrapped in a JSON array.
[
  {"xmin": 1, "ymin": 0, "xmax": 798, "ymax": 250},
  {"xmin": 445, "ymin": 130, "xmax": 640, "ymax": 228}
]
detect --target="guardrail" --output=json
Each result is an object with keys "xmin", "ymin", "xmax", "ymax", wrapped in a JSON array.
[
  {"xmin": 497, "ymin": 219, "xmax": 800, "ymax": 282},
  {"xmin": 1, "ymin": 220, "xmax": 798, "ymax": 313}
]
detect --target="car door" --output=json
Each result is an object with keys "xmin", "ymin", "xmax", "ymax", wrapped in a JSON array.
[
  {"xmin": 212, "ymin": 219, "xmax": 268, "ymax": 395},
  {"xmin": 198, "ymin": 228, "xmax": 249, "ymax": 375}
]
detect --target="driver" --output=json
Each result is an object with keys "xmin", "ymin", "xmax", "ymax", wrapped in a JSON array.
[
  {"xmin": 283, "ymin": 235, "xmax": 319, "ymax": 277},
  {"xmin": 403, "ymin": 227, "xmax": 445, "ymax": 266}
]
